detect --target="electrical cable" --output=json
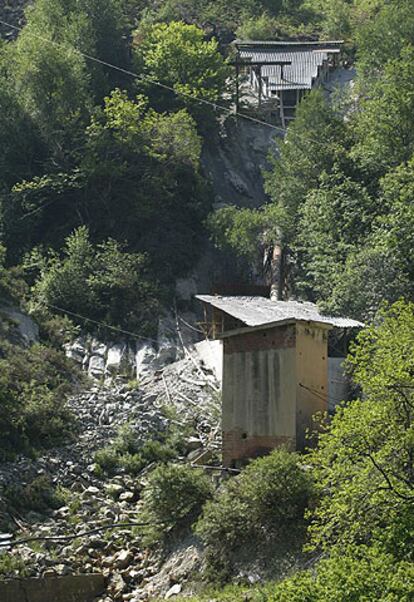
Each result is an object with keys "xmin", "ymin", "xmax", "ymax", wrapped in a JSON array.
[
  {"xmin": 0, "ymin": 18, "xmax": 343, "ymax": 150},
  {"xmin": 43, "ymin": 302, "xmax": 161, "ymax": 345},
  {"xmin": 0, "ymin": 521, "xmax": 160, "ymax": 549},
  {"xmin": 299, "ymin": 382, "xmax": 347, "ymax": 405},
  {"xmin": 0, "ymin": 18, "xmax": 289, "ymax": 136}
]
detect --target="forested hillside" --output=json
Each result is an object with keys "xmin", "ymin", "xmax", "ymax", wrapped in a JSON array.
[{"xmin": 0, "ymin": 1, "xmax": 414, "ymax": 600}]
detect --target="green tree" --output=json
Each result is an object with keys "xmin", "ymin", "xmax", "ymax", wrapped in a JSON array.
[
  {"xmin": 133, "ymin": 21, "xmax": 230, "ymax": 116},
  {"xmin": 308, "ymin": 301, "xmax": 414, "ymax": 558},
  {"xmin": 352, "ymin": 46, "xmax": 414, "ymax": 174},
  {"xmin": 269, "ymin": 547, "xmax": 414, "ymax": 602},
  {"xmin": 355, "ymin": 0, "xmax": 414, "ymax": 79},
  {"xmin": 0, "ymin": 73, "xmax": 42, "ymax": 188},
  {"xmin": 83, "ymin": 89, "xmax": 208, "ymax": 279},
  {"xmin": 19, "ymin": 0, "xmax": 131, "ymax": 101},
  {"xmin": 29, "ymin": 226, "xmax": 161, "ymax": 333},
  {"xmin": 296, "ymin": 171, "xmax": 376, "ymax": 303},
  {"xmin": 323, "ymin": 159, "xmax": 414, "ymax": 319},
  {"xmin": 264, "ymin": 89, "xmax": 350, "ymax": 245},
  {"xmin": 12, "ymin": 14, "xmax": 92, "ymax": 166}
]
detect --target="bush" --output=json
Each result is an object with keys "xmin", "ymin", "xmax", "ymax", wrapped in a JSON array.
[
  {"xmin": 196, "ymin": 449, "xmax": 314, "ymax": 581},
  {"xmin": 268, "ymin": 548, "xmax": 414, "ymax": 602},
  {"xmin": 140, "ymin": 463, "xmax": 214, "ymax": 547},
  {"xmin": 28, "ymin": 226, "xmax": 161, "ymax": 335},
  {"xmin": 94, "ymin": 424, "xmax": 178, "ymax": 477},
  {"xmin": 3, "ymin": 476, "xmax": 65, "ymax": 515},
  {"xmin": 0, "ymin": 339, "xmax": 78, "ymax": 460},
  {"xmin": 307, "ymin": 302, "xmax": 414, "ymax": 559}
]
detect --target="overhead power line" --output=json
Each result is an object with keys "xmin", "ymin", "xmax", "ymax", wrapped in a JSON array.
[
  {"xmin": 43, "ymin": 302, "xmax": 161, "ymax": 345},
  {"xmin": 0, "ymin": 18, "xmax": 289, "ymax": 136},
  {"xmin": 0, "ymin": 521, "xmax": 158, "ymax": 549}
]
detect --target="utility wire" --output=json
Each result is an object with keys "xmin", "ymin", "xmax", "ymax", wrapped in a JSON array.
[
  {"xmin": 0, "ymin": 17, "xmax": 342, "ymax": 226},
  {"xmin": 0, "ymin": 18, "xmax": 289, "ymax": 136},
  {"xmin": 43, "ymin": 302, "xmax": 161, "ymax": 345},
  {"xmin": 43, "ymin": 303, "xmax": 209, "ymax": 350},
  {"xmin": 0, "ymin": 522, "xmax": 159, "ymax": 549},
  {"xmin": 299, "ymin": 382, "xmax": 346, "ymax": 405},
  {"xmin": 0, "ymin": 19, "xmax": 343, "ymax": 150}
]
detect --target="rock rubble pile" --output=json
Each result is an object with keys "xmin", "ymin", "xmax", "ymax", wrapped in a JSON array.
[{"xmin": 0, "ymin": 352, "xmax": 221, "ymax": 600}]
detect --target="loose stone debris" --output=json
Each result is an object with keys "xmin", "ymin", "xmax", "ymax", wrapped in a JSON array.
[{"xmin": 0, "ymin": 352, "xmax": 221, "ymax": 600}]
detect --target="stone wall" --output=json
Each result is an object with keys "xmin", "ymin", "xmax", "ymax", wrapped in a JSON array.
[{"xmin": 0, "ymin": 574, "xmax": 104, "ymax": 602}]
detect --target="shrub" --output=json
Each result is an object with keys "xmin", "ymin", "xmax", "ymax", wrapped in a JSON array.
[
  {"xmin": 3, "ymin": 476, "xmax": 65, "ymax": 515},
  {"xmin": 0, "ymin": 339, "xmax": 78, "ymax": 460},
  {"xmin": 140, "ymin": 463, "xmax": 214, "ymax": 547},
  {"xmin": 94, "ymin": 423, "xmax": 183, "ymax": 477},
  {"xmin": 28, "ymin": 226, "xmax": 161, "ymax": 334},
  {"xmin": 307, "ymin": 302, "xmax": 414, "ymax": 558},
  {"xmin": 196, "ymin": 449, "xmax": 314, "ymax": 581},
  {"xmin": 268, "ymin": 548, "xmax": 414, "ymax": 602}
]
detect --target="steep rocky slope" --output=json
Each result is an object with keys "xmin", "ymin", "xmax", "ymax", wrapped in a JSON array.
[{"xmin": 0, "ymin": 354, "xmax": 221, "ymax": 600}]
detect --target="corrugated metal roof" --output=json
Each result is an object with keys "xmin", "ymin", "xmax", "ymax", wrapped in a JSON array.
[
  {"xmin": 235, "ymin": 40, "xmax": 343, "ymax": 48},
  {"xmin": 196, "ymin": 296, "xmax": 364, "ymax": 330},
  {"xmin": 238, "ymin": 43, "xmax": 341, "ymax": 91}
]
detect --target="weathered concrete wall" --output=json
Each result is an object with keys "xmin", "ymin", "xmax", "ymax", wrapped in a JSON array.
[
  {"xmin": 221, "ymin": 322, "xmax": 330, "ymax": 464},
  {"xmin": 328, "ymin": 357, "xmax": 349, "ymax": 413},
  {"xmin": 222, "ymin": 325, "xmax": 297, "ymax": 465},
  {"xmin": 296, "ymin": 324, "xmax": 329, "ymax": 450},
  {"xmin": 0, "ymin": 574, "xmax": 104, "ymax": 602}
]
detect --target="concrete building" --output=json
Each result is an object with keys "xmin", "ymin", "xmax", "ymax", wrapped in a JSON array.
[{"xmin": 196, "ymin": 296, "xmax": 362, "ymax": 467}]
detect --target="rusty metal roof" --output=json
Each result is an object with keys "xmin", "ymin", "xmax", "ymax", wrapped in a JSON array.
[
  {"xmin": 236, "ymin": 41, "xmax": 342, "ymax": 91},
  {"xmin": 195, "ymin": 296, "xmax": 364, "ymax": 330}
]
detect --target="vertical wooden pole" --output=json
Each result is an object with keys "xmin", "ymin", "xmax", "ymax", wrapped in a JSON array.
[
  {"xmin": 258, "ymin": 66, "xmax": 262, "ymax": 111},
  {"xmin": 280, "ymin": 90, "xmax": 286, "ymax": 129}
]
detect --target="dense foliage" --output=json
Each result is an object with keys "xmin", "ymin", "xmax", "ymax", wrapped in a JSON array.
[
  {"xmin": 140, "ymin": 463, "xmax": 214, "ymax": 546},
  {"xmin": 0, "ymin": 336, "xmax": 79, "ymax": 460},
  {"xmin": 0, "ymin": 0, "xmax": 213, "ymax": 336},
  {"xmin": 1, "ymin": 2, "xmax": 414, "ymax": 598},
  {"xmin": 212, "ymin": 0, "xmax": 414, "ymax": 321},
  {"xmin": 196, "ymin": 449, "xmax": 313, "ymax": 581}
]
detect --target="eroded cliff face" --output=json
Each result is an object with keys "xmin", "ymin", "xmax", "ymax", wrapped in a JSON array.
[{"xmin": 202, "ymin": 117, "xmax": 280, "ymax": 210}]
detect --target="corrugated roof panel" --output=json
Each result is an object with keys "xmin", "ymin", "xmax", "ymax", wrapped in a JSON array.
[
  {"xmin": 195, "ymin": 296, "xmax": 364, "ymax": 330},
  {"xmin": 239, "ymin": 47, "xmax": 337, "ymax": 91}
]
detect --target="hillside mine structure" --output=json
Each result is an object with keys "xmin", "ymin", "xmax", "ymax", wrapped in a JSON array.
[
  {"xmin": 197, "ymin": 295, "xmax": 362, "ymax": 467},
  {"xmin": 234, "ymin": 40, "xmax": 343, "ymax": 126}
]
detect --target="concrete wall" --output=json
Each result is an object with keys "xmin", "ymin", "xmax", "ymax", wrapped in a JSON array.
[
  {"xmin": 222, "ymin": 325, "xmax": 297, "ymax": 466},
  {"xmin": 221, "ymin": 322, "xmax": 329, "ymax": 465},
  {"xmin": 328, "ymin": 357, "xmax": 349, "ymax": 413},
  {"xmin": 296, "ymin": 324, "xmax": 329, "ymax": 450},
  {"xmin": 0, "ymin": 574, "xmax": 104, "ymax": 602}
]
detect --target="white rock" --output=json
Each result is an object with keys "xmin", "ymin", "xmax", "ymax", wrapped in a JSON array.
[
  {"xmin": 89, "ymin": 355, "xmax": 105, "ymax": 377},
  {"xmin": 0, "ymin": 305, "xmax": 39, "ymax": 346},
  {"xmin": 115, "ymin": 549, "xmax": 133, "ymax": 570},
  {"xmin": 165, "ymin": 584, "xmax": 182, "ymax": 599},
  {"xmin": 106, "ymin": 343, "xmax": 127, "ymax": 373},
  {"xmin": 135, "ymin": 342, "xmax": 156, "ymax": 378}
]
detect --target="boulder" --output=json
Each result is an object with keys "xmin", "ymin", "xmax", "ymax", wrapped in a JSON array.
[
  {"xmin": 135, "ymin": 342, "xmax": 156, "ymax": 378},
  {"xmin": 106, "ymin": 343, "xmax": 127, "ymax": 374},
  {"xmin": 88, "ymin": 355, "xmax": 105, "ymax": 378}
]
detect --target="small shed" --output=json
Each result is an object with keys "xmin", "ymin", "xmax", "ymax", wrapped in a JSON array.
[
  {"xmin": 196, "ymin": 295, "xmax": 363, "ymax": 467},
  {"xmin": 234, "ymin": 40, "xmax": 342, "ymax": 126}
]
